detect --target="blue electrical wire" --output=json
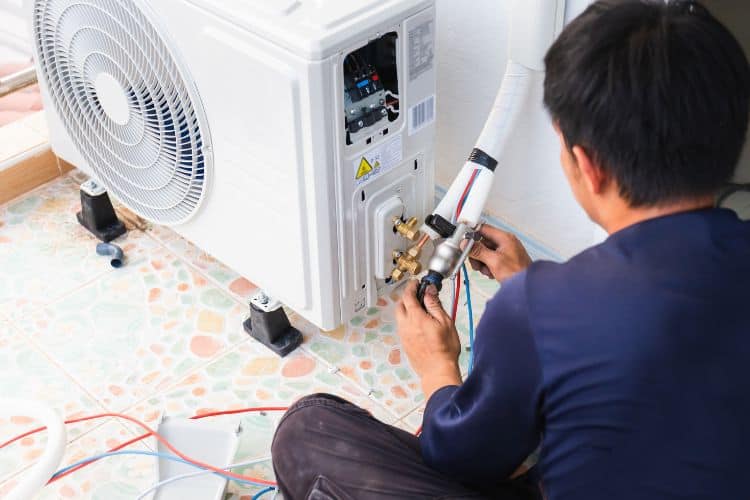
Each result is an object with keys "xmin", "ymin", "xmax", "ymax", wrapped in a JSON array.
[
  {"xmin": 50, "ymin": 450, "xmax": 270, "ymax": 486},
  {"xmin": 252, "ymin": 486, "xmax": 276, "ymax": 499},
  {"xmin": 461, "ymin": 264, "xmax": 475, "ymax": 373}
]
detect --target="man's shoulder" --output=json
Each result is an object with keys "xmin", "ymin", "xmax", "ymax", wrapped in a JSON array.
[
  {"xmin": 525, "ymin": 240, "xmax": 615, "ymax": 290},
  {"xmin": 486, "ymin": 241, "xmax": 613, "ymax": 311}
]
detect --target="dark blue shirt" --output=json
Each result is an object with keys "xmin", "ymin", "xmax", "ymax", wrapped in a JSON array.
[{"xmin": 421, "ymin": 209, "xmax": 750, "ymax": 500}]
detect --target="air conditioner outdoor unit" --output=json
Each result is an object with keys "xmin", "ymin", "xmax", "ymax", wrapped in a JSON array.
[{"xmin": 28, "ymin": 0, "xmax": 437, "ymax": 330}]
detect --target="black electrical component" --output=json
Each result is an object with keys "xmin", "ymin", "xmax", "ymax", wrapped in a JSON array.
[
  {"xmin": 425, "ymin": 214, "xmax": 457, "ymax": 239},
  {"xmin": 344, "ymin": 50, "xmax": 389, "ymax": 140}
]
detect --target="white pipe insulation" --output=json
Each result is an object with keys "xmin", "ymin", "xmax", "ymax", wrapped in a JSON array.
[
  {"xmin": 1, "ymin": 399, "xmax": 66, "ymax": 500},
  {"xmin": 458, "ymin": 61, "xmax": 533, "ymax": 227},
  {"xmin": 423, "ymin": 0, "xmax": 567, "ymax": 236}
]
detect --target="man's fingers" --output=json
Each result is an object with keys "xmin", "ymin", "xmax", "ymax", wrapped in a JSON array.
[
  {"xmin": 424, "ymin": 292, "xmax": 450, "ymax": 322},
  {"xmin": 468, "ymin": 257, "xmax": 487, "ymax": 273},
  {"xmin": 395, "ymin": 298, "xmax": 406, "ymax": 322},
  {"xmin": 469, "ymin": 241, "xmax": 498, "ymax": 266},
  {"xmin": 401, "ymin": 280, "xmax": 425, "ymax": 312},
  {"xmin": 479, "ymin": 225, "xmax": 514, "ymax": 248}
]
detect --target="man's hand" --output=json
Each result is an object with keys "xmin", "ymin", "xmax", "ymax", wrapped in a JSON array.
[
  {"xmin": 396, "ymin": 281, "xmax": 462, "ymax": 400},
  {"xmin": 469, "ymin": 225, "xmax": 532, "ymax": 283}
]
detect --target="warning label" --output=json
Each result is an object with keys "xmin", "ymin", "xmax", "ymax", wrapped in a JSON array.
[
  {"xmin": 353, "ymin": 135, "xmax": 403, "ymax": 186},
  {"xmin": 356, "ymin": 157, "xmax": 375, "ymax": 179}
]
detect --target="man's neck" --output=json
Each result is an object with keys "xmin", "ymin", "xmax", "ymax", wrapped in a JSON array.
[{"xmin": 601, "ymin": 196, "xmax": 716, "ymax": 235}]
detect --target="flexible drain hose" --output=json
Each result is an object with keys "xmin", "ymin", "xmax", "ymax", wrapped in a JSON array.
[
  {"xmin": 96, "ymin": 242, "xmax": 124, "ymax": 268},
  {"xmin": 1, "ymin": 399, "xmax": 66, "ymax": 500}
]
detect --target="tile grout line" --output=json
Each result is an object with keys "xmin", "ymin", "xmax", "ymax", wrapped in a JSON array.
[
  {"xmin": 110, "ymin": 337, "xmax": 261, "ymax": 421},
  {"xmin": 1, "ymin": 227, "xmax": 161, "ymax": 323},
  {"xmin": 297, "ymin": 344, "xmax": 403, "ymax": 425},
  {"xmin": 0, "ymin": 322, "xmax": 123, "ymax": 482},
  {"xmin": 139, "ymin": 226, "xmax": 254, "ymax": 310},
  {"xmin": 7, "ymin": 291, "xmax": 254, "ymax": 430}
]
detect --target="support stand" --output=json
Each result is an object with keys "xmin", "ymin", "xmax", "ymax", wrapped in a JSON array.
[
  {"xmin": 243, "ymin": 291, "xmax": 302, "ymax": 357},
  {"xmin": 76, "ymin": 180, "xmax": 126, "ymax": 242}
]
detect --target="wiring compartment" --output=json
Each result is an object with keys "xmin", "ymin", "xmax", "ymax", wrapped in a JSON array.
[{"xmin": 344, "ymin": 32, "xmax": 400, "ymax": 145}]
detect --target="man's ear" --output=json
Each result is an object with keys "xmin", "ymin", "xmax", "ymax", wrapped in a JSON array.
[{"xmin": 571, "ymin": 145, "xmax": 607, "ymax": 195}]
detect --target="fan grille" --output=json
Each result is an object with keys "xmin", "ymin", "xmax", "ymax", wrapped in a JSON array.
[{"xmin": 33, "ymin": 0, "xmax": 212, "ymax": 224}]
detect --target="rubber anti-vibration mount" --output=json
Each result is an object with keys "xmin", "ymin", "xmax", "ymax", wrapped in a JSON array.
[
  {"xmin": 243, "ymin": 304, "xmax": 303, "ymax": 357},
  {"xmin": 76, "ymin": 181, "xmax": 126, "ymax": 242}
]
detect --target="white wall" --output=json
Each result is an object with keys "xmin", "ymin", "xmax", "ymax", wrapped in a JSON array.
[
  {"xmin": 0, "ymin": 0, "xmax": 31, "ymax": 62},
  {"xmin": 434, "ymin": 0, "xmax": 750, "ymax": 257},
  {"xmin": 434, "ymin": 0, "xmax": 601, "ymax": 260},
  {"xmin": 704, "ymin": 0, "xmax": 750, "ymax": 185}
]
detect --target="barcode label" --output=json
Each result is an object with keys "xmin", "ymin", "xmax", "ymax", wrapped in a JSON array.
[{"xmin": 408, "ymin": 95, "xmax": 436, "ymax": 135}]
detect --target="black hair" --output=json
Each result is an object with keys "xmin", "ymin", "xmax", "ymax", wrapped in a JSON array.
[{"xmin": 543, "ymin": 0, "xmax": 750, "ymax": 206}]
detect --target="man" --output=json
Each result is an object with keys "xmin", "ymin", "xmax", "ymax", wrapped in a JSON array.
[{"xmin": 271, "ymin": 1, "xmax": 750, "ymax": 498}]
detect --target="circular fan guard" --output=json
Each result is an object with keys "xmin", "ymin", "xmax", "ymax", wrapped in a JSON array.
[{"xmin": 32, "ymin": 0, "xmax": 212, "ymax": 224}]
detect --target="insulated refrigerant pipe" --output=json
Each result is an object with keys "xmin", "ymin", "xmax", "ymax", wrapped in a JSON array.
[
  {"xmin": 421, "ymin": 0, "xmax": 565, "ymax": 236},
  {"xmin": 417, "ymin": 0, "xmax": 567, "ymax": 301},
  {"xmin": 0, "ymin": 399, "xmax": 66, "ymax": 500}
]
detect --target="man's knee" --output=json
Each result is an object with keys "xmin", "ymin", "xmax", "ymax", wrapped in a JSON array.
[
  {"xmin": 273, "ymin": 395, "xmax": 355, "ymax": 461},
  {"xmin": 272, "ymin": 393, "xmax": 362, "ymax": 489}
]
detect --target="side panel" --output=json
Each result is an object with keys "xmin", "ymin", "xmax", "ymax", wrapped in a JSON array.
[{"xmin": 149, "ymin": 0, "xmax": 337, "ymax": 325}]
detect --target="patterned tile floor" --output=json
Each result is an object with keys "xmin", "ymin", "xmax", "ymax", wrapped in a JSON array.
[{"xmin": 0, "ymin": 171, "xmax": 500, "ymax": 499}]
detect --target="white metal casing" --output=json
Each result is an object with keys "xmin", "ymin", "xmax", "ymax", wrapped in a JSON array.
[{"xmin": 29, "ymin": 0, "xmax": 436, "ymax": 330}]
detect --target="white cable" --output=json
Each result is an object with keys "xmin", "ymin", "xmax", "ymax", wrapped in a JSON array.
[
  {"xmin": 1, "ymin": 399, "xmax": 66, "ymax": 500},
  {"xmin": 134, "ymin": 455, "xmax": 272, "ymax": 500}
]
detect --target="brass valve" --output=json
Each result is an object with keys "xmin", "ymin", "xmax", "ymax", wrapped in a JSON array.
[
  {"xmin": 389, "ymin": 244, "xmax": 423, "ymax": 282},
  {"xmin": 393, "ymin": 216, "xmax": 421, "ymax": 242}
]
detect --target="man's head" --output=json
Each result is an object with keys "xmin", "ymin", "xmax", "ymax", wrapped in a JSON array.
[{"xmin": 544, "ymin": 0, "xmax": 750, "ymax": 229}]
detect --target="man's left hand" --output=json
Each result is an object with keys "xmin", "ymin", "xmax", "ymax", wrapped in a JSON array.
[{"xmin": 396, "ymin": 281, "xmax": 462, "ymax": 400}]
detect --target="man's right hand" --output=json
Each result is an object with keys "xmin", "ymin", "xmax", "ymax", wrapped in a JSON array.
[{"xmin": 468, "ymin": 225, "xmax": 532, "ymax": 283}]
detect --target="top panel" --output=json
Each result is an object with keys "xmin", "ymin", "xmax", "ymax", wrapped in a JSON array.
[{"xmin": 182, "ymin": 0, "xmax": 433, "ymax": 60}]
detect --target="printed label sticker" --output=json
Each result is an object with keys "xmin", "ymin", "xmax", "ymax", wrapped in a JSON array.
[{"xmin": 353, "ymin": 135, "xmax": 403, "ymax": 186}]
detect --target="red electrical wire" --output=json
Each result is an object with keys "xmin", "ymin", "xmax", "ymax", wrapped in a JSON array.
[
  {"xmin": 46, "ymin": 412, "xmax": 280, "ymax": 485},
  {"xmin": 0, "ymin": 407, "xmax": 288, "ymax": 451},
  {"xmin": 451, "ymin": 276, "xmax": 461, "ymax": 321},
  {"xmin": 0, "ymin": 407, "xmax": 288, "ymax": 485},
  {"xmin": 450, "ymin": 168, "xmax": 479, "ymax": 321},
  {"xmin": 455, "ymin": 169, "xmax": 480, "ymax": 222}
]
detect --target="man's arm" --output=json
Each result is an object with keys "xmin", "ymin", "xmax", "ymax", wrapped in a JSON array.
[
  {"xmin": 398, "ymin": 274, "xmax": 543, "ymax": 484},
  {"xmin": 396, "ymin": 281, "xmax": 463, "ymax": 401}
]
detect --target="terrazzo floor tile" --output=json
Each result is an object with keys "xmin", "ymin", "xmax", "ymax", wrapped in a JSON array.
[
  {"xmin": 0, "ymin": 176, "xmax": 160, "ymax": 320},
  {"xmin": 465, "ymin": 268, "xmax": 501, "ymax": 300},
  {"xmin": 399, "ymin": 404, "xmax": 426, "ymax": 433},
  {"xmin": 121, "ymin": 340, "xmax": 398, "ymax": 497},
  {"xmin": 155, "ymin": 233, "xmax": 259, "ymax": 305},
  {"xmin": 0, "ymin": 328, "xmax": 105, "ymax": 483},
  {"xmin": 124, "ymin": 340, "xmax": 397, "ymax": 431},
  {"xmin": 15, "ymin": 245, "xmax": 253, "ymax": 412},
  {"xmin": 0, "ymin": 420, "xmax": 155, "ymax": 500},
  {"xmin": 291, "ymin": 279, "xmax": 489, "ymax": 418}
]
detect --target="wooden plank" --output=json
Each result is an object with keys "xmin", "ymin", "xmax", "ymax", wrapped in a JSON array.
[{"xmin": 0, "ymin": 146, "xmax": 73, "ymax": 205}]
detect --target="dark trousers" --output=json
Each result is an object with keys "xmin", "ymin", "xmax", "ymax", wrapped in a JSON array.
[{"xmin": 272, "ymin": 394, "xmax": 541, "ymax": 500}]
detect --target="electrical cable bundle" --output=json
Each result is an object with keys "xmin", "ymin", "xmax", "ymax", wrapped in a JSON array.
[
  {"xmin": 451, "ymin": 169, "xmax": 480, "ymax": 373},
  {"xmin": 0, "ymin": 408, "xmax": 287, "ymax": 498}
]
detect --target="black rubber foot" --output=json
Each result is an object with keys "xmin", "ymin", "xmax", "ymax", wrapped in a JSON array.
[
  {"xmin": 243, "ymin": 304, "xmax": 303, "ymax": 357},
  {"xmin": 76, "ymin": 182, "xmax": 126, "ymax": 242}
]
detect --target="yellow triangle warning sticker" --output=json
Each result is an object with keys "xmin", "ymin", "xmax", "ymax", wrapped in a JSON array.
[{"xmin": 356, "ymin": 157, "xmax": 374, "ymax": 179}]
